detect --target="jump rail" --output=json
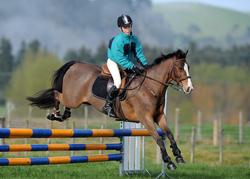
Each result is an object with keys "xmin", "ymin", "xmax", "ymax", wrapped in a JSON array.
[
  {"xmin": 0, "ymin": 143, "xmax": 122, "ymax": 152},
  {"xmin": 0, "ymin": 122, "xmax": 166, "ymax": 176},
  {"xmin": 0, "ymin": 128, "xmax": 164, "ymax": 138},
  {"xmin": 0, "ymin": 154, "xmax": 122, "ymax": 166}
]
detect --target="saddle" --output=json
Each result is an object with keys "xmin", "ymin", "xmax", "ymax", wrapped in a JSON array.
[
  {"xmin": 101, "ymin": 63, "xmax": 128, "ymax": 95},
  {"xmin": 92, "ymin": 63, "xmax": 135, "ymax": 120},
  {"xmin": 92, "ymin": 64, "xmax": 129, "ymax": 100}
]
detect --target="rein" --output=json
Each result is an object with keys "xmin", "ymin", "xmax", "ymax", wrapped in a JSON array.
[
  {"xmin": 141, "ymin": 72, "xmax": 191, "ymax": 92},
  {"xmin": 120, "ymin": 71, "xmax": 191, "ymax": 92},
  {"xmin": 142, "ymin": 73, "xmax": 180, "ymax": 91},
  {"xmin": 119, "ymin": 72, "xmax": 147, "ymax": 91}
]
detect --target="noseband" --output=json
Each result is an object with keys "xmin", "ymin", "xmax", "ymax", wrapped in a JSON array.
[{"xmin": 176, "ymin": 75, "xmax": 191, "ymax": 83}]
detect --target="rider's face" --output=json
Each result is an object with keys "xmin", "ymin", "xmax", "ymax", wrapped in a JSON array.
[{"xmin": 121, "ymin": 25, "xmax": 132, "ymax": 35}]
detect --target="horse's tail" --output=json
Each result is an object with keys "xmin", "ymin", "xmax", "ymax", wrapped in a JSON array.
[
  {"xmin": 26, "ymin": 89, "xmax": 55, "ymax": 109},
  {"xmin": 27, "ymin": 61, "xmax": 77, "ymax": 109}
]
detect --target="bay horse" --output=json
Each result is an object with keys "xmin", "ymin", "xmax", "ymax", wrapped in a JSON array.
[{"xmin": 27, "ymin": 49, "xmax": 193, "ymax": 170}]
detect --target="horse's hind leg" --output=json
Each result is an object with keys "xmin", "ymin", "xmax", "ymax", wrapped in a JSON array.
[
  {"xmin": 156, "ymin": 114, "xmax": 185, "ymax": 164},
  {"xmin": 62, "ymin": 107, "xmax": 71, "ymax": 120},
  {"xmin": 48, "ymin": 90, "xmax": 71, "ymax": 122},
  {"xmin": 140, "ymin": 117, "xmax": 176, "ymax": 170},
  {"xmin": 47, "ymin": 102, "xmax": 71, "ymax": 122},
  {"xmin": 47, "ymin": 100, "xmax": 64, "ymax": 121}
]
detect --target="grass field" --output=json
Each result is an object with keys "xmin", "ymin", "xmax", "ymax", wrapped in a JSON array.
[
  {"xmin": 0, "ymin": 161, "xmax": 249, "ymax": 178},
  {"xmin": 0, "ymin": 139, "xmax": 249, "ymax": 178}
]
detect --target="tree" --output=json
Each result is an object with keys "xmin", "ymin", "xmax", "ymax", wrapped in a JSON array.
[
  {"xmin": 78, "ymin": 46, "xmax": 92, "ymax": 62},
  {"xmin": 94, "ymin": 42, "xmax": 107, "ymax": 65},
  {"xmin": 0, "ymin": 38, "xmax": 14, "ymax": 90},
  {"xmin": 15, "ymin": 41, "xmax": 27, "ymax": 68},
  {"xmin": 28, "ymin": 39, "xmax": 40, "ymax": 54},
  {"xmin": 0, "ymin": 38, "xmax": 14, "ymax": 72},
  {"xmin": 6, "ymin": 51, "xmax": 62, "ymax": 104},
  {"xmin": 63, "ymin": 49, "xmax": 78, "ymax": 62}
]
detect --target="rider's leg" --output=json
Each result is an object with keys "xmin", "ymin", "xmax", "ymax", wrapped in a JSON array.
[
  {"xmin": 107, "ymin": 59, "xmax": 121, "ymax": 88},
  {"xmin": 103, "ymin": 59, "xmax": 121, "ymax": 117}
]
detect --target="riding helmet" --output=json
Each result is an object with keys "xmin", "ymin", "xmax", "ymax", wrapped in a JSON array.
[{"xmin": 117, "ymin": 14, "xmax": 133, "ymax": 27}]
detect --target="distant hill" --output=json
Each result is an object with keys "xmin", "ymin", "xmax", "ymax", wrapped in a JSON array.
[{"xmin": 154, "ymin": 2, "xmax": 250, "ymax": 47}]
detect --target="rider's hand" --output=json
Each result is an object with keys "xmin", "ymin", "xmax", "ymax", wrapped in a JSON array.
[
  {"xmin": 142, "ymin": 64, "xmax": 149, "ymax": 69},
  {"xmin": 137, "ymin": 64, "xmax": 145, "ymax": 71},
  {"xmin": 132, "ymin": 66, "xmax": 144, "ymax": 74}
]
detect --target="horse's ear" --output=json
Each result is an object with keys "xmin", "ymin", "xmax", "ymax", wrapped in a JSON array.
[{"xmin": 185, "ymin": 50, "xmax": 189, "ymax": 56}]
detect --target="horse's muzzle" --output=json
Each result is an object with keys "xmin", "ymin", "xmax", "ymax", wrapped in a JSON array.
[{"xmin": 184, "ymin": 86, "xmax": 194, "ymax": 94}]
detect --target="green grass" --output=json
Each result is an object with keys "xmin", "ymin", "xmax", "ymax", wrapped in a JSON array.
[
  {"xmin": 0, "ymin": 138, "xmax": 249, "ymax": 178},
  {"xmin": 0, "ymin": 162, "xmax": 249, "ymax": 178}
]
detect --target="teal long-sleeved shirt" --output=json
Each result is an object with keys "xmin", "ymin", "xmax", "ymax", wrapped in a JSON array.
[{"xmin": 107, "ymin": 32, "xmax": 148, "ymax": 69}]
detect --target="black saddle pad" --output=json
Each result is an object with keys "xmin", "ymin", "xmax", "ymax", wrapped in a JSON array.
[
  {"xmin": 92, "ymin": 75, "xmax": 109, "ymax": 100},
  {"xmin": 92, "ymin": 74, "xmax": 131, "ymax": 101}
]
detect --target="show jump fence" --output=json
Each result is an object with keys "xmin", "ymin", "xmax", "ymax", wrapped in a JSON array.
[{"xmin": 0, "ymin": 122, "xmax": 165, "ymax": 176}]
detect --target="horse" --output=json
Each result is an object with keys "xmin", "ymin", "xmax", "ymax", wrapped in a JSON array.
[{"xmin": 27, "ymin": 49, "xmax": 193, "ymax": 170}]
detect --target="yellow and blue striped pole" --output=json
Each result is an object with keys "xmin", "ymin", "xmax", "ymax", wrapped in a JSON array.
[
  {"xmin": 0, "ymin": 128, "xmax": 164, "ymax": 138},
  {"xmin": 0, "ymin": 154, "xmax": 122, "ymax": 166},
  {"xmin": 0, "ymin": 143, "xmax": 122, "ymax": 152},
  {"xmin": 0, "ymin": 126, "xmax": 164, "ymax": 169}
]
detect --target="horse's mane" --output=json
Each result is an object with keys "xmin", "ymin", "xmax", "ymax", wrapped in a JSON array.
[{"xmin": 147, "ymin": 49, "xmax": 187, "ymax": 68}]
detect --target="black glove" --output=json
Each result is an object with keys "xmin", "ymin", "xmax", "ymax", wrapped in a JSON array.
[
  {"xmin": 137, "ymin": 64, "xmax": 145, "ymax": 71},
  {"xmin": 132, "ymin": 66, "xmax": 144, "ymax": 74}
]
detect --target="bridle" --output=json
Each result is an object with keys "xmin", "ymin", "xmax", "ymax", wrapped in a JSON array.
[
  {"xmin": 120, "ymin": 58, "xmax": 191, "ymax": 92},
  {"xmin": 141, "ymin": 72, "xmax": 191, "ymax": 92},
  {"xmin": 141, "ymin": 59, "xmax": 192, "ymax": 91}
]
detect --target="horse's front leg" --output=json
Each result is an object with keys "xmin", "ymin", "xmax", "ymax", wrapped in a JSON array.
[
  {"xmin": 140, "ymin": 116, "xmax": 176, "ymax": 170},
  {"xmin": 156, "ymin": 113, "xmax": 185, "ymax": 164}
]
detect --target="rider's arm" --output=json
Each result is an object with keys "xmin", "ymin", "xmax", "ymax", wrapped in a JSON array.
[
  {"xmin": 134, "ymin": 36, "xmax": 148, "ymax": 66},
  {"xmin": 110, "ymin": 39, "xmax": 135, "ymax": 69}
]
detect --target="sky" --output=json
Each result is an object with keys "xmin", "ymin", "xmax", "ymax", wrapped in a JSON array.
[{"xmin": 152, "ymin": 0, "xmax": 250, "ymax": 13}]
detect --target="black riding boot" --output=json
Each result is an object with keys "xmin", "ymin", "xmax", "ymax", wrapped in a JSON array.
[{"xmin": 103, "ymin": 86, "xmax": 118, "ymax": 117}]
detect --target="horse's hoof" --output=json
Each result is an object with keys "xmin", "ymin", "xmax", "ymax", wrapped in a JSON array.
[
  {"xmin": 56, "ymin": 117, "xmax": 64, "ymax": 122},
  {"xmin": 167, "ymin": 162, "xmax": 177, "ymax": 170},
  {"xmin": 47, "ymin": 114, "xmax": 64, "ymax": 122},
  {"xmin": 176, "ymin": 157, "xmax": 185, "ymax": 164},
  {"xmin": 62, "ymin": 111, "xmax": 71, "ymax": 120},
  {"xmin": 47, "ymin": 114, "xmax": 55, "ymax": 120}
]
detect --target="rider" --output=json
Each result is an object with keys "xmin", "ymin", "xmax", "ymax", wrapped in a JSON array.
[{"xmin": 103, "ymin": 14, "xmax": 149, "ymax": 117}]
